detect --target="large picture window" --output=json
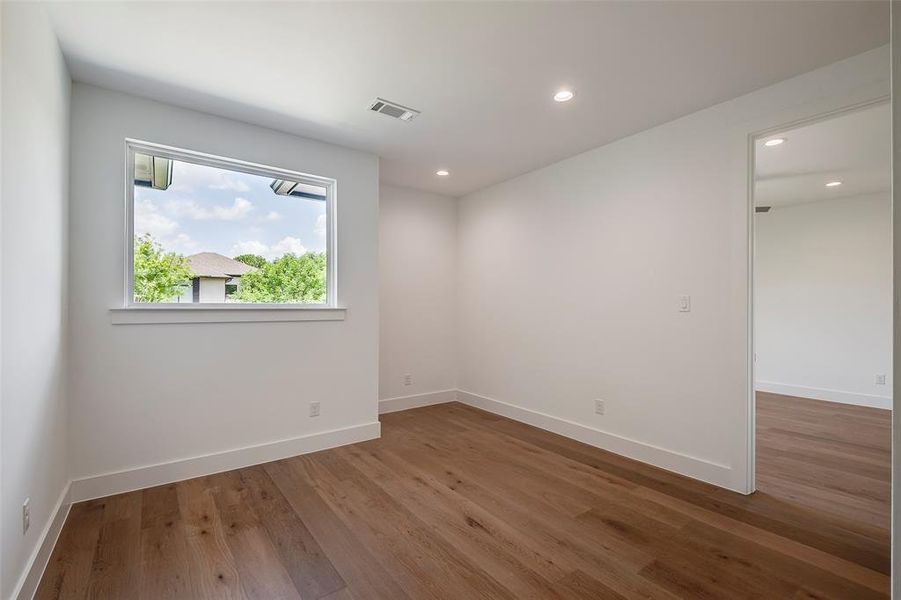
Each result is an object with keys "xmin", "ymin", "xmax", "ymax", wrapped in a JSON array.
[{"xmin": 126, "ymin": 141, "xmax": 335, "ymax": 307}]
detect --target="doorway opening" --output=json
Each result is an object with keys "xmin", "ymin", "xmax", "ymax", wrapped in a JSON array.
[{"xmin": 750, "ymin": 99, "xmax": 892, "ymax": 574}]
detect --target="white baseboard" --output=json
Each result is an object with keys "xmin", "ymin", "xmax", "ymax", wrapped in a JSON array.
[
  {"xmin": 69, "ymin": 421, "xmax": 381, "ymax": 503},
  {"xmin": 456, "ymin": 390, "xmax": 736, "ymax": 491},
  {"xmin": 13, "ymin": 482, "xmax": 72, "ymax": 600},
  {"xmin": 756, "ymin": 381, "xmax": 892, "ymax": 410},
  {"xmin": 379, "ymin": 389, "xmax": 457, "ymax": 414}
]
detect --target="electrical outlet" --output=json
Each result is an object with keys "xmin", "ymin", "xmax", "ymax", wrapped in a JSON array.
[
  {"xmin": 403, "ymin": 373, "xmax": 412, "ymax": 386},
  {"xmin": 22, "ymin": 498, "xmax": 30, "ymax": 534},
  {"xmin": 876, "ymin": 374, "xmax": 887, "ymax": 385},
  {"xmin": 594, "ymin": 399, "xmax": 605, "ymax": 415},
  {"xmin": 678, "ymin": 295, "xmax": 691, "ymax": 312},
  {"xmin": 309, "ymin": 401, "xmax": 321, "ymax": 417}
]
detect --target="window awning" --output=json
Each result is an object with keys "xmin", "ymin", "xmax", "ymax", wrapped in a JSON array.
[
  {"xmin": 270, "ymin": 179, "xmax": 327, "ymax": 201},
  {"xmin": 133, "ymin": 153, "xmax": 173, "ymax": 190}
]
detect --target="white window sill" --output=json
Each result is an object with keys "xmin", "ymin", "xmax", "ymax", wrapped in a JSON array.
[{"xmin": 110, "ymin": 305, "xmax": 347, "ymax": 325}]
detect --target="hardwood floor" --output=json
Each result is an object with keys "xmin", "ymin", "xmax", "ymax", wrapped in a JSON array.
[
  {"xmin": 756, "ymin": 392, "xmax": 891, "ymax": 539},
  {"xmin": 36, "ymin": 397, "xmax": 891, "ymax": 599}
]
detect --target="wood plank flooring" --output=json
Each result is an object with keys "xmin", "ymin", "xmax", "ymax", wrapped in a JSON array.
[
  {"xmin": 755, "ymin": 392, "xmax": 891, "ymax": 540},
  {"xmin": 36, "ymin": 396, "xmax": 891, "ymax": 599}
]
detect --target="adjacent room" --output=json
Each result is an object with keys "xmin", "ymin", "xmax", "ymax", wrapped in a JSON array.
[
  {"xmin": 753, "ymin": 101, "xmax": 893, "ymax": 576},
  {"xmin": 1, "ymin": 1, "xmax": 896, "ymax": 599}
]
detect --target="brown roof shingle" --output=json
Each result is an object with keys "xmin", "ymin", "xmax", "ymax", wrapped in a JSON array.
[{"xmin": 187, "ymin": 252, "xmax": 257, "ymax": 279}]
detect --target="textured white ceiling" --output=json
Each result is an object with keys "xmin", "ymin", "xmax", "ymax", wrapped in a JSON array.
[{"xmin": 45, "ymin": 1, "xmax": 889, "ymax": 196}]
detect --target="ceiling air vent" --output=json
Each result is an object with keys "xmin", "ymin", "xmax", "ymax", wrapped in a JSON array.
[
  {"xmin": 369, "ymin": 97, "xmax": 420, "ymax": 121},
  {"xmin": 755, "ymin": 206, "xmax": 772, "ymax": 213}
]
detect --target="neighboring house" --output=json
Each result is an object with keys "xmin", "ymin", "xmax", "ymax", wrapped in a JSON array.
[{"xmin": 176, "ymin": 252, "xmax": 256, "ymax": 303}]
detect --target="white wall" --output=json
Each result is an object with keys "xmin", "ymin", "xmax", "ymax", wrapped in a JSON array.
[
  {"xmin": 755, "ymin": 194, "xmax": 892, "ymax": 409},
  {"xmin": 379, "ymin": 185, "xmax": 457, "ymax": 404},
  {"xmin": 456, "ymin": 46, "xmax": 890, "ymax": 492},
  {"xmin": 68, "ymin": 84, "xmax": 379, "ymax": 488},
  {"xmin": 1, "ymin": 4, "xmax": 71, "ymax": 598}
]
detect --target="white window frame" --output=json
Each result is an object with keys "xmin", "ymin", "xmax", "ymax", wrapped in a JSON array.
[{"xmin": 114, "ymin": 139, "xmax": 344, "ymax": 324}]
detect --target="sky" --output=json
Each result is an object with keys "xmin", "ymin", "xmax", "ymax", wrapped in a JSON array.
[{"xmin": 134, "ymin": 158, "xmax": 326, "ymax": 260}]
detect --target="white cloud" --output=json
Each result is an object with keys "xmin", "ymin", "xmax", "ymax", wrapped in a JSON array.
[
  {"xmin": 166, "ymin": 196, "xmax": 254, "ymax": 221},
  {"xmin": 169, "ymin": 161, "xmax": 252, "ymax": 193},
  {"xmin": 231, "ymin": 240, "xmax": 269, "ymax": 256},
  {"xmin": 271, "ymin": 236, "xmax": 307, "ymax": 257},
  {"xmin": 214, "ymin": 197, "xmax": 254, "ymax": 220},
  {"xmin": 135, "ymin": 197, "xmax": 179, "ymax": 237},
  {"xmin": 209, "ymin": 178, "xmax": 250, "ymax": 192},
  {"xmin": 231, "ymin": 236, "xmax": 307, "ymax": 260},
  {"xmin": 315, "ymin": 213, "xmax": 327, "ymax": 238},
  {"xmin": 262, "ymin": 211, "xmax": 282, "ymax": 222},
  {"xmin": 134, "ymin": 197, "xmax": 197, "ymax": 253},
  {"xmin": 169, "ymin": 233, "xmax": 199, "ymax": 252}
]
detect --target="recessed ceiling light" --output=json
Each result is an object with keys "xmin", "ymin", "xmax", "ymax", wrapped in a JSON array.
[
  {"xmin": 554, "ymin": 89, "xmax": 575, "ymax": 102},
  {"xmin": 435, "ymin": 170, "xmax": 449, "ymax": 177},
  {"xmin": 763, "ymin": 138, "xmax": 785, "ymax": 147},
  {"xmin": 825, "ymin": 181, "xmax": 842, "ymax": 187}
]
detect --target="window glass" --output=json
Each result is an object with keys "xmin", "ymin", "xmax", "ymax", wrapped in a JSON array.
[{"xmin": 131, "ymin": 151, "xmax": 329, "ymax": 305}]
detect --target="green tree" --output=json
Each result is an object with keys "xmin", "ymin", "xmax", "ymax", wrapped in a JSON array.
[
  {"xmin": 235, "ymin": 252, "xmax": 326, "ymax": 303},
  {"xmin": 233, "ymin": 253, "xmax": 268, "ymax": 269},
  {"xmin": 133, "ymin": 234, "xmax": 193, "ymax": 303}
]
